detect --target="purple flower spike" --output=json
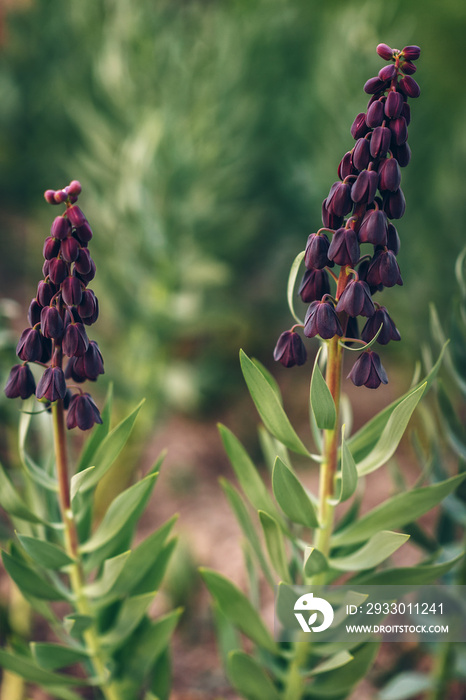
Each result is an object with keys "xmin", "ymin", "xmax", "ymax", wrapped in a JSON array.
[
  {"xmin": 335, "ymin": 279, "xmax": 375, "ymax": 317},
  {"xmin": 66, "ymin": 393, "xmax": 102, "ymax": 431},
  {"xmin": 36, "ymin": 366, "xmax": 67, "ymax": 402},
  {"xmin": 361, "ymin": 307, "xmax": 401, "ymax": 345},
  {"xmin": 304, "ymin": 300, "xmax": 343, "ymax": 340},
  {"xmin": 273, "ymin": 331, "xmax": 307, "ymax": 368},
  {"xmin": 4, "ymin": 364, "xmax": 36, "ymax": 399},
  {"xmin": 348, "ymin": 350, "xmax": 388, "ymax": 389}
]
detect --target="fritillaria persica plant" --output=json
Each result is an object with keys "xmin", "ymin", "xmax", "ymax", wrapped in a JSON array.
[
  {"xmin": 201, "ymin": 44, "xmax": 465, "ymax": 700},
  {"xmin": 1, "ymin": 184, "xmax": 179, "ymax": 700}
]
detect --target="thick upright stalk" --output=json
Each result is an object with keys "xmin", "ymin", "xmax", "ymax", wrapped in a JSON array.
[{"xmin": 51, "ymin": 401, "xmax": 121, "ymax": 700}]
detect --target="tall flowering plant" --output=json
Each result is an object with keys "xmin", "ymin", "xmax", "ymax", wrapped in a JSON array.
[
  {"xmin": 1, "ymin": 184, "xmax": 179, "ymax": 700},
  {"xmin": 201, "ymin": 44, "xmax": 465, "ymax": 700}
]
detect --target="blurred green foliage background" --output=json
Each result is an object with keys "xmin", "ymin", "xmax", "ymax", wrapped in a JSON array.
[{"xmin": 0, "ymin": 0, "xmax": 465, "ymax": 417}]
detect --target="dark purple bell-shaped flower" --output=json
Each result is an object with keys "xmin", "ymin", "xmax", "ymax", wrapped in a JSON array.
[
  {"xmin": 384, "ymin": 91, "xmax": 404, "ymax": 119},
  {"xmin": 43, "ymin": 237, "xmax": 61, "ymax": 260},
  {"xmin": 28, "ymin": 299, "xmax": 42, "ymax": 327},
  {"xmin": 378, "ymin": 158, "xmax": 401, "ymax": 192},
  {"xmin": 273, "ymin": 331, "xmax": 307, "ymax": 368},
  {"xmin": 48, "ymin": 258, "xmax": 68, "ymax": 286},
  {"xmin": 338, "ymin": 152, "xmax": 356, "ymax": 180},
  {"xmin": 348, "ymin": 350, "xmax": 388, "ymax": 389},
  {"xmin": 298, "ymin": 268, "xmax": 331, "ymax": 303},
  {"xmin": 366, "ymin": 100, "xmax": 385, "ymax": 128},
  {"xmin": 4, "ymin": 364, "xmax": 36, "ymax": 399},
  {"xmin": 351, "ymin": 112, "xmax": 369, "ymax": 140},
  {"xmin": 16, "ymin": 328, "xmax": 43, "ymax": 362},
  {"xmin": 384, "ymin": 188, "xmax": 406, "ymax": 219},
  {"xmin": 370, "ymin": 126, "xmax": 391, "ymax": 159},
  {"xmin": 62, "ymin": 323, "xmax": 89, "ymax": 358},
  {"xmin": 304, "ymin": 233, "xmax": 333, "ymax": 270},
  {"xmin": 66, "ymin": 393, "xmax": 102, "ymax": 431},
  {"xmin": 51, "ymin": 216, "xmax": 71, "ymax": 240},
  {"xmin": 73, "ymin": 340, "xmax": 105, "ymax": 381},
  {"xmin": 321, "ymin": 199, "xmax": 344, "ymax": 230},
  {"xmin": 358, "ymin": 209, "xmax": 388, "ymax": 246},
  {"xmin": 326, "ymin": 181, "xmax": 353, "ymax": 217},
  {"xmin": 391, "ymin": 142, "xmax": 411, "ymax": 168},
  {"xmin": 61, "ymin": 276, "xmax": 83, "ymax": 307},
  {"xmin": 37, "ymin": 280, "xmax": 55, "ymax": 307},
  {"xmin": 366, "ymin": 249, "xmax": 403, "ymax": 287},
  {"xmin": 74, "ymin": 222, "xmax": 93, "ymax": 244},
  {"xmin": 352, "ymin": 138, "xmax": 371, "ymax": 171},
  {"xmin": 351, "ymin": 170, "xmax": 378, "ymax": 204},
  {"xmin": 36, "ymin": 366, "xmax": 67, "ymax": 402},
  {"xmin": 304, "ymin": 300, "xmax": 343, "ymax": 340},
  {"xmin": 387, "ymin": 223, "xmax": 401, "ymax": 255},
  {"xmin": 60, "ymin": 237, "xmax": 80, "ymax": 263},
  {"xmin": 328, "ymin": 227, "xmax": 360, "ymax": 266},
  {"xmin": 389, "ymin": 116, "xmax": 408, "ymax": 146},
  {"xmin": 77, "ymin": 289, "xmax": 99, "ymax": 324},
  {"xmin": 40, "ymin": 306, "xmax": 64, "ymax": 340},
  {"xmin": 361, "ymin": 307, "xmax": 401, "ymax": 345},
  {"xmin": 335, "ymin": 279, "xmax": 375, "ymax": 317}
]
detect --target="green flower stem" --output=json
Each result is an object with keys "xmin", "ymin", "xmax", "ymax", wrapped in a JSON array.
[{"xmin": 51, "ymin": 401, "xmax": 121, "ymax": 700}]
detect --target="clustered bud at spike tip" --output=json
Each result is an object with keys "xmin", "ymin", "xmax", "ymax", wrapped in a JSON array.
[
  {"xmin": 4, "ymin": 182, "xmax": 104, "ymax": 429},
  {"xmin": 274, "ymin": 43, "xmax": 421, "ymax": 388}
]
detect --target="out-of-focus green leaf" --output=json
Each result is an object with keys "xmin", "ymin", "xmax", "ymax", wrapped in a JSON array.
[
  {"xmin": 85, "ymin": 551, "xmax": 130, "ymax": 598},
  {"xmin": 259, "ymin": 510, "xmax": 290, "ymax": 582},
  {"xmin": 76, "ymin": 383, "xmax": 113, "ymax": 473},
  {"xmin": 2, "ymin": 551, "xmax": 69, "ymax": 601},
  {"xmin": 310, "ymin": 348, "xmax": 336, "ymax": 430},
  {"xmin": 437, "ymin": 381, "xmax": 466, "ymax": 459},
  {"xmin": 0, "ymin": 462, "xmax": 46, "ymax": 524},
  {"xmin": 227, "ymin": 650, "xmax": 281, "ymax": 700},
  {"xmin": 77, "ymin": 400, "xmax": 145, "ymax": 492},
  {"xmin": 240, "ymin": 350, "xmax": 310, "ymax": 457},
  {"xmin": 31, "ymin": 643, "xmax": 89, "ymax": 671},
  {"xmin": 335, "ymin": 425, "xmax": 358, "ymax": 503},
  {"xmin": 304, "ymin": 546, "xmax": 329, "ymax": 578},
  {"xmin": 0, "ymin": 649, "xmax": 88, "ymax": 686},
  {"xmin": 63, "ymin": 614, "xmax": 93, "ymax": 639},
  {"xmin": 332, "ymin": 473, "xmax": 466, "ymax": 546},
  {"xmin": 329, "ymin": 531, "xmax": 409, "ymax": 571},
  {"xmin": 355, "ymin": 553, "xmax": 463, "ymax": 585},
  {"xmin": 306, "ymin": 643, "xmax": 380, "ymax": 697},
  {"xmin": 79, "ymin": 472, "xmax": 158, "ymax": 553},
  {"xmin": 356, "ymin": 383, "xmax": 426, "ymax": 475},
  {"xmin": 200, "ymin": 568, "xmax": 277, "ymax": 654},
  {"xmin": 378, "ymin": 672, "xmax": 434, "ymax": 700},
  {"xmin": 130, "ymin": 539, "xmax": 177, "ymax": 596},
  {"xmin": 220, "ymin": 479, "xmax": 275, "ymax": 587},
  {"xmin": 100, "ymin": 592, "xmax": 157, "ymax": 649},
  {"xmin": 310, "ymin": 650, "xmax": 354, "ymax": 676},
  {"xmin": 219, "ymin": 424, "xmax": 284, "ymax": 525},
  {"xmin": 17, "ymin": 535, "xmax": 75, "ymax": 570},
  {"xmin": 272, "ymin": 457, "xmax": 319, "ymax": 528},
  {"xmin": 287, "ymin": 250, "xmax": 306, "ymax": 325}
]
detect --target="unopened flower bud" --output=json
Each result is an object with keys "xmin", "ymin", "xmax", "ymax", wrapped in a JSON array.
[
  {"xmin": 40, "ymin": 306, "xmax": 64, "ymax": 340},
  {"xmin": 358, "ymin": 209, "xmax": 388, "ymax": 245},
  {"xmin": 298, "ymin": 269, "xmax": 330, "ymax": 303},
  {"xmin": 378, "ymin": 64, "xmax": 396, "ymax": 82},
  {"xmin": 366, "ymin": 100, "xmax": 385, "ymax": 128},
  {"xmin": 48, "ymin": 258, "xmax": 68, "ymax": 286},
  {"xmin": 66, "ymin": 393, "xmax": 102, "ymax": 431},
  {"xmin": 66, "ymin": 205, "xmax": 87, "ymax": 228},
  {"xmin": 304, "ymin": 233, "xmax": 333, "ymax": 270},
  {"xmin": 74, "ymin": 258, "xmax": 96, "ymax": 285},
  {"xmin": 401, "ymin": 60, "xmax": 416, "ymax": 75},
  {"xmin": 335, "ymin": 279, "xmax": 375, "ymax": 317},
  {"xmin": 62, "ymin": 322, "xmax": 89, "ymax": 357},
  {"xmin": 384, "ymin": 91, "xmax": 404, "ymax": 119},
  {"xmin": 67, "ymin": 180, "xmax": 82, "ymax": 196},
  {"xmin": 384, "ymin": 188, "xmax": 406, "ymax": 219},
  {"xmin": 304, "ymin": 300, "xmax": 343, "ymax": 340},
  {"xmin": 328, "ymin": 227, "xmax": 360, "ymax": 266},
  {"xmin": 37, "ymin": 280, "xmax": 55, "ymax": 307},
  {"xmin": 60, "ymin": 237, "xmax": 80, "ymax": 263},
  {"xmin": 351, "ymin": 113, "xmax": 369, "ymax": 140},
  {"xmin": 338, "ymin": 152, "xmax": 355, "ymax": 180},
  {"xmin": 370, "ymin": 126, "xmax": 391, "ymax": 158},
  {"xmin": 389, "ymin": 116, "xmax": 408, "ymax": 146},
  {"xmin": 4, "ymin": 364, "xmax": 36, "ymax": 399},
  {"xmin": 348, "ymin": 350, "xmax": 388, "ymax": 389},
  {"xmin": 273, "ymin": 331, "xmax": 307, "ymax": 368},
  {"xmin": 399, "ymin": 75, "xmax": 420, "ymax": 98},
  {"xmin": 51, "ymin": 216, "xmax": 71, "ymax": 240},
  {"xmin": 391, "ymin": 142, "xmax": 411, "ymax": 168},
  {"xmin": 361, "ymin": 306, "xmax": 401, "ymax": 345},
  {"xmin": 28, "ymin": 299, "xmax": 42, "ymax": 326},
  {"xmin": 376, "ymin": 43, "xmax": 395, "ymax": 61},
  {"xmin": 364, "ymin": 77, "xmax": 387, "ymax": 95},
  {"xmin": 36, "ymin": 366, "xmax": 67, "ymax": 402},
  {"xmin": 74, "ymin": 222, "xmax": 93, "ymax": 244},
  {"xmin": 44, "ymin": 190, "xmax": 58, "ymax": 205},
  {"xmin": 54, "ymin": 190, "xmax": 68, "ymax": 204},
  {"xmin": 401, "ymin": 45, "xmax": 421, "ymax": 61},
  {"xmin": 74, "ymin": 247, "xmax": 92, "ymax": 275},
  {"xmin": 61, "ymin": 276, "xmax": 83, "ymax": 307},
  {"xmin": 43, "ymin": 237, "xmax": 61, "ymax": 260},
  {"xmin": 352, "ymin": 138, "xmax": 371, "ymax": 171},
  {"xmin": 378, "ymin": 158, "xmax": 401, "ymax": 192},
  {"xmin": 387, "ymin": 223, "xmax": 401, "ymax": 254}
]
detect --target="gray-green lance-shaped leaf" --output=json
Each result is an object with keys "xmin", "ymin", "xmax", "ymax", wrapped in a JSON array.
[
  {"xmin": 17, "ymin": 535, "xmax": 75, "ymax": 570},
  {"xmin": 77, "ymin": 399, "xmax": 145, "ymax": 492},
  {"xmin": 272, "ymin": 457, "xmax": 319, "ymax": 528},
  {"xmin": 306, "ymin": 643, "xmax": 380, "ymax": 698},
  {"xmin": 200, "ymin": 568, "xmax": 277, "ymax": 654},
  {"xmin": 310, "ymin": 650, "xmax": 354, "ymax": 676},
  {"xmin": 240, "ymin": 350, "xmax": 310, "ymax": 456},
  {"xmin": 79, "ymin": 472, "xmax": 158, "ymax": 553},
  {"xmin": 304, "ymin": 546, "xmax": 329, "ymax": 578},
  {"xmin": 335, "ymin": 425, "xmax": 358, "ymax": 503},
  {"xmin": 348, "ymin": 344, "xmax": 446, "ymax": 463},
  {"xmin": 63, "ymin": 613, "xmax": 93, "ymax": 639},
  {"xmin": 329, "ymin": 531, "xmax": 409, "ymax": 571},
  {"xmin": 100, "ymin": 592, "xmax": 157, "ymax": 649},
  {"xmin": 310, "ymin": 348, "xmax": 336, "ymax": 430},
  {"xmin": 220, "ymin": 479, "xmax": 275, "ymax": 587},
  {"xmin": 0, "ymin": 462, "xmax": 46, "ymax": 524},
  {"xmin": 259, "ymin": 510, "xmax": 290, "ymax": 583},
  {"xmin": 287, "ymin": 250, "xmax": 306, "ymax": 325},
  {"xmin": 355, "ymin": 383, "xmax": 425, "ymax": 475},
  {"xmin": 0, "ymin": 649, "xmax": 88, "ymax": 686},
  {"xmin": 2, "ymin": 550, "xmax": 69, "ymax": 601},
  {"xmin": 219, "ymin": 424, "xmax": 284, "ymax": 525},
  {"xmin": 332, "ymin": 473, "xmax": 466, "ymax": 547},
  {"xmin": 227, "ymin": 650, "xmax": 281, "ymax": 700},
  {"xmin": 31, "ymin": 642, "xmax": 90, "ymax": 671},
  {"xmin": 354, "ymin": 553, "xmax": 463, "ymax": 586},
  {"xmin": 84, "ymin": 551, "xmax": 130, "ymax": 598}
]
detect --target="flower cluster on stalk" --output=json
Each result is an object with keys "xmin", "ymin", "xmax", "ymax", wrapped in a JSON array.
[
  {"xmin": 4, "ymin": 181, "xmax": 104, "ymax": 429},
  {"xmin": 274, "ymin": 43, "xmax": 421, "ymax": 388}
]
